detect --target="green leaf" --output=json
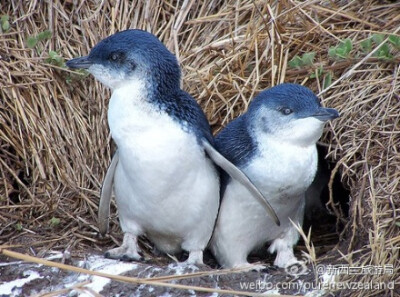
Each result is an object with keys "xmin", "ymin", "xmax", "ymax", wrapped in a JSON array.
[
  {"xmin": 1, "ymin": 15, "xmax": 10, "ymax": 32},
  {"xmin": 27, "ymin": 36, "xmax": 38, "ymax": 48},
  {"xmin": 310, "ymin": 66, "xmax": 323, "ymax": 79},
  {"xmin": 396, "ymin": 221, "xmax": 400, "ymax": 227},
  {"xmin": 48, "ymin": 50, "xmax": 58, "ymax": 59},
  {"xmin": 37, "ymin": 30, "xmax": 52, "ymax": 41},
  {"xmin": 1, "ymin": 15, "xmax": 9, "ymax": 22},
  {"xmin": 288, "ymin": 55, "xmax": 302, "ymax": 68},
  {"xmin": 329, "ymin": 39, "xmax": 353, "ymax": 60},
  {"xmin": 46, "ymin": 51, "xmax": 66, "ymax": 67},
  {"xmin": 336, "ymin": 39, "xmax": 352, "ymax": 58},
  {"xmin": 289, "ymin": 52, "xmax": 316, "ymax": 68},
  {"xmin": 49, "ymin": 217, "xmax": 60, "ymax": 227},
  {"xmin": 323, "ymin": 71, "xmax": 333, "ymax": 89},
  {"xmin": 302, "ymin": 52, "xmax": 315, "ymax": 66},
  {"xmin": 27, "ymin": 30, "xmax": 52, "ymax": 50},
  {"xmin": 328, "ymin": 47, "xmax": 337, "ymax": 58},
  {"xmin": 336, "ymin": 48, "xmax": 346, "ymax": 58},
  {"xmin": 374, "ymin": 43, "xmax": 392, "ymax": 59},
  {"xmin": 372, "ymin": 34, "xmax": 385, "ymax": 45},
  {"xmin": 2, "ymin": 21, "xmax": 10, "ymax": 31},
  {"xmin": 15, "ymin": 222, "xmax": 23, "ymax": 231},
  {"xmin": 343, "ymin": 39, "xmax": 353, "ymax": 53},
  {"xmin": 360, "ymin": 38, "xmax": 372, "ymax": 53},
  {"xmin": 388, "ymin": 35, "xmax": 400, "ymax": 49}
]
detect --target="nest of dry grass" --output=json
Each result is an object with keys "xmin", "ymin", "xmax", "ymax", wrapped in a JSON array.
[{"xmin": 1, "ymin": 1, "xmax": 399, "ymax": 296}]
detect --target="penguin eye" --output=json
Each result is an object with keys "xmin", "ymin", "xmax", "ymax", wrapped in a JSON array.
[
  {"xmin": 109, "ymin": 52, "xmax": 124, "ymax": 62},
  {"xmin": 280, "ymin": 107, "xmax": 293, "ymax": 115}
]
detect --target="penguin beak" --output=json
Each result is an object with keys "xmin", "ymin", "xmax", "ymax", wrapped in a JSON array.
[
  {"xmin": 312, "ymin": 107, "xmax": 340, "ymax": 121},
  {"xmin": 66, "ymin": 56, "xmax": 93, "ymax": 69}
]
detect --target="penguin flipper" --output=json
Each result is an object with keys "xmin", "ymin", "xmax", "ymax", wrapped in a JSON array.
[
  {"xmin": 202, "ymin": 140, "xmax": 280, "ymax": 226},
  {"xmin": 98, "ymin": 151, "xmax": 119, "ymax": 236}
]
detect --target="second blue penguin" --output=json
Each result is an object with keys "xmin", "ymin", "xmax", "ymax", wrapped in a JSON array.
[{"xmin": 210, "ymin": 83, "xmax": 339, "ymax": 269}]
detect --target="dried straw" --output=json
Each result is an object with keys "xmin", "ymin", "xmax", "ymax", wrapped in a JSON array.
[{"xmin": 1, "ymin": 1, "xmax": 399, "ymax": 296}]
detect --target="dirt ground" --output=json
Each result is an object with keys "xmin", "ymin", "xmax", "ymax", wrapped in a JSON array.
[
  {"xmin": 0, "ymin": 248, "xmax": 326, "ymax": 297},
  {"xmin": 0, "ymin": 212, "xmax": 341, "ymax": 297}
]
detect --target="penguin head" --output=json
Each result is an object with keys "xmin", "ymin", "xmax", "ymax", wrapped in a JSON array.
[
  {"xmin": 247, "ymin": 83, "xmax": 339, "ymax": 146},
  {"xmin": 66, "ymin": 29, "xmax": 180, "ymax": 92}
]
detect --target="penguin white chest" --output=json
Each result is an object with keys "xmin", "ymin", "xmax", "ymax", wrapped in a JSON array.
[
  {"xmin": 248, "ymin": 142, "xmax": 318, "ymax": 199},
  {"xmin": 106, "ymin": 81, "xmax": 219, "ymax": 249},
  {"xmin": 107, "ymin": 81, "xmax": 204, "ymax": 191}
]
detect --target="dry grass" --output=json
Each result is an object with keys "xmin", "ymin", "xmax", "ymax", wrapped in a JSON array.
[{"xmin": 1, "ymin": 0, "xmax": 399, "ymax": 296}]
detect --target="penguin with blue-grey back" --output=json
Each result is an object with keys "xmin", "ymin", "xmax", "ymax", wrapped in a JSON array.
[{"xmin": 210, "ymin": 83, "xmax": 339, "ymax": 269}]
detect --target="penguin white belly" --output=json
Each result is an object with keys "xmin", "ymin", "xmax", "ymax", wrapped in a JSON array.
[
  {"xmin": 108, "ymin": 82, "xmax": 219, "ymax": 254},
  {"xmin": 212, "ymin": 143, "xmax": 316, "ymax": 268}
]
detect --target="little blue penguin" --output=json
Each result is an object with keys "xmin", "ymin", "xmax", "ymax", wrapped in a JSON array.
[
  {"xmin": 210, "ymin": 83, "xmax": 339, "ymax": 269},
  {"xmin": 66, "ymin": 29, "xmax": 279, "ymax": 265}
]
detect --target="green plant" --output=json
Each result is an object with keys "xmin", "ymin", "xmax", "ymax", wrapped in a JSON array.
[
  {"xmin": 360, "ymin": 34, "xmax": 399, "ymax": 60},
  {"xmin": 309, "ymin": 65, "xmax": 324, "ymax": 79},
  {"xmin": 27, "ymin": 30, "xmax": 52, "ymax": 49},
  {"xmin": 371, "ymin": 34, "xmax": 393, "ymax": 59},
  {"xmin": 309, "ymin": 66, "xmax": 333, "ymax": 89},
  {"xmin": 1, "ymin": 15, "xmax": 10, "ymax": 32},
  {"xmin": 15, "ymin": 222, "xmax": 23, "ymax": 231},
  {"xmin": 288, "ymin": 52, "xmax": 316, "ymax": 68},
  {"xmin": 360, "ymin": 38, "xmax": 372, "ymax": 53},
  {"xmin": 388, "ymin": 34, "xmax": 400, "ymax": 49},
  {"xmin": 49, "ymin": 217, "xmax": 61, "ymax": 227},
  {"xmin": 46, "ymin": 50, "xmax": 65, "ymax": 67},
  {"xmin": 322, "ymin": 71, "xmax": 333, "ymax": 89},
  {"xmin": 65, "ymin": 69, "xmax": 90, "ymax": 84},
  {"xmin": 328, "ymin": 38, "xmax": 353, "ymax": 60},
  {"xmin": 375, "ymin": 43, "xmax": 392, "ymax": 59}
]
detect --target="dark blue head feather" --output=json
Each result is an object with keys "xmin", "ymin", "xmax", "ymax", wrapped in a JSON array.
[
  {"xmin": 68, "ymin": 29, "xmax": 213, "ymax": 144},
  {"xmin": 216, "ymin": 83, "xmax": 323, "ymax": 168},
  {"xmin": 88, "ymin": 29, "xmax": 181, "ymax": 93},
  {"xmin": 247, "ymin": 83, "xmax": 321, "ymax": 120}
]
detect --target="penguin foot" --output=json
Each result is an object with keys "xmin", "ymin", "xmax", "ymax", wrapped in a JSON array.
[
  {"xmin": 273, "ymin": 248, "xmax": 298, "ymax": 268},
  {"xmin": 104, "ymin": 248, "xmax": 143, "ymax": 261},
  {"xmin": 104, "ymin": 232, "xmax": 143, "ymax": 261},
  {"xmin": 184, "ymin": 250, "xmax": 204, "ymax": 265},
  {"xmin": 226, "ymin": 262, "xmax": 266, "ymax": 272},
  {"xmin": 249, "ymin": 264, "xmax": 267, "ymax": 272}
]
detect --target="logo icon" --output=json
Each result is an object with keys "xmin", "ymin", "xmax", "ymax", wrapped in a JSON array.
[{"xmin": 284, "ymin": 258, "xmax": 309, "ymax": 276}]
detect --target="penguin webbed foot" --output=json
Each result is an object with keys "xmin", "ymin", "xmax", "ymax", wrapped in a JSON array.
[
  {"xmin": 183, "ymin": 250, "xmax": 204, "ymax": 265},
  {"xmin": 224, "ymin": 262, "xmax": 266, "ymax": 272},
  {"xmin": 244, "ymin": 263, "xmax": 266, "ymax": 272},
  {"xmin": 104, "ymin": 246, "xmax": 144, "ymax": 262},
  {"xmin": 104, "ymin": 232, "xmax": 144, "ymax": 262}
]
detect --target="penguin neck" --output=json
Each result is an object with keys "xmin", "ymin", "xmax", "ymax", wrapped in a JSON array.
[{"xmin": 108, "ymin": 79, "xmax": 173, "ymax": 148}]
